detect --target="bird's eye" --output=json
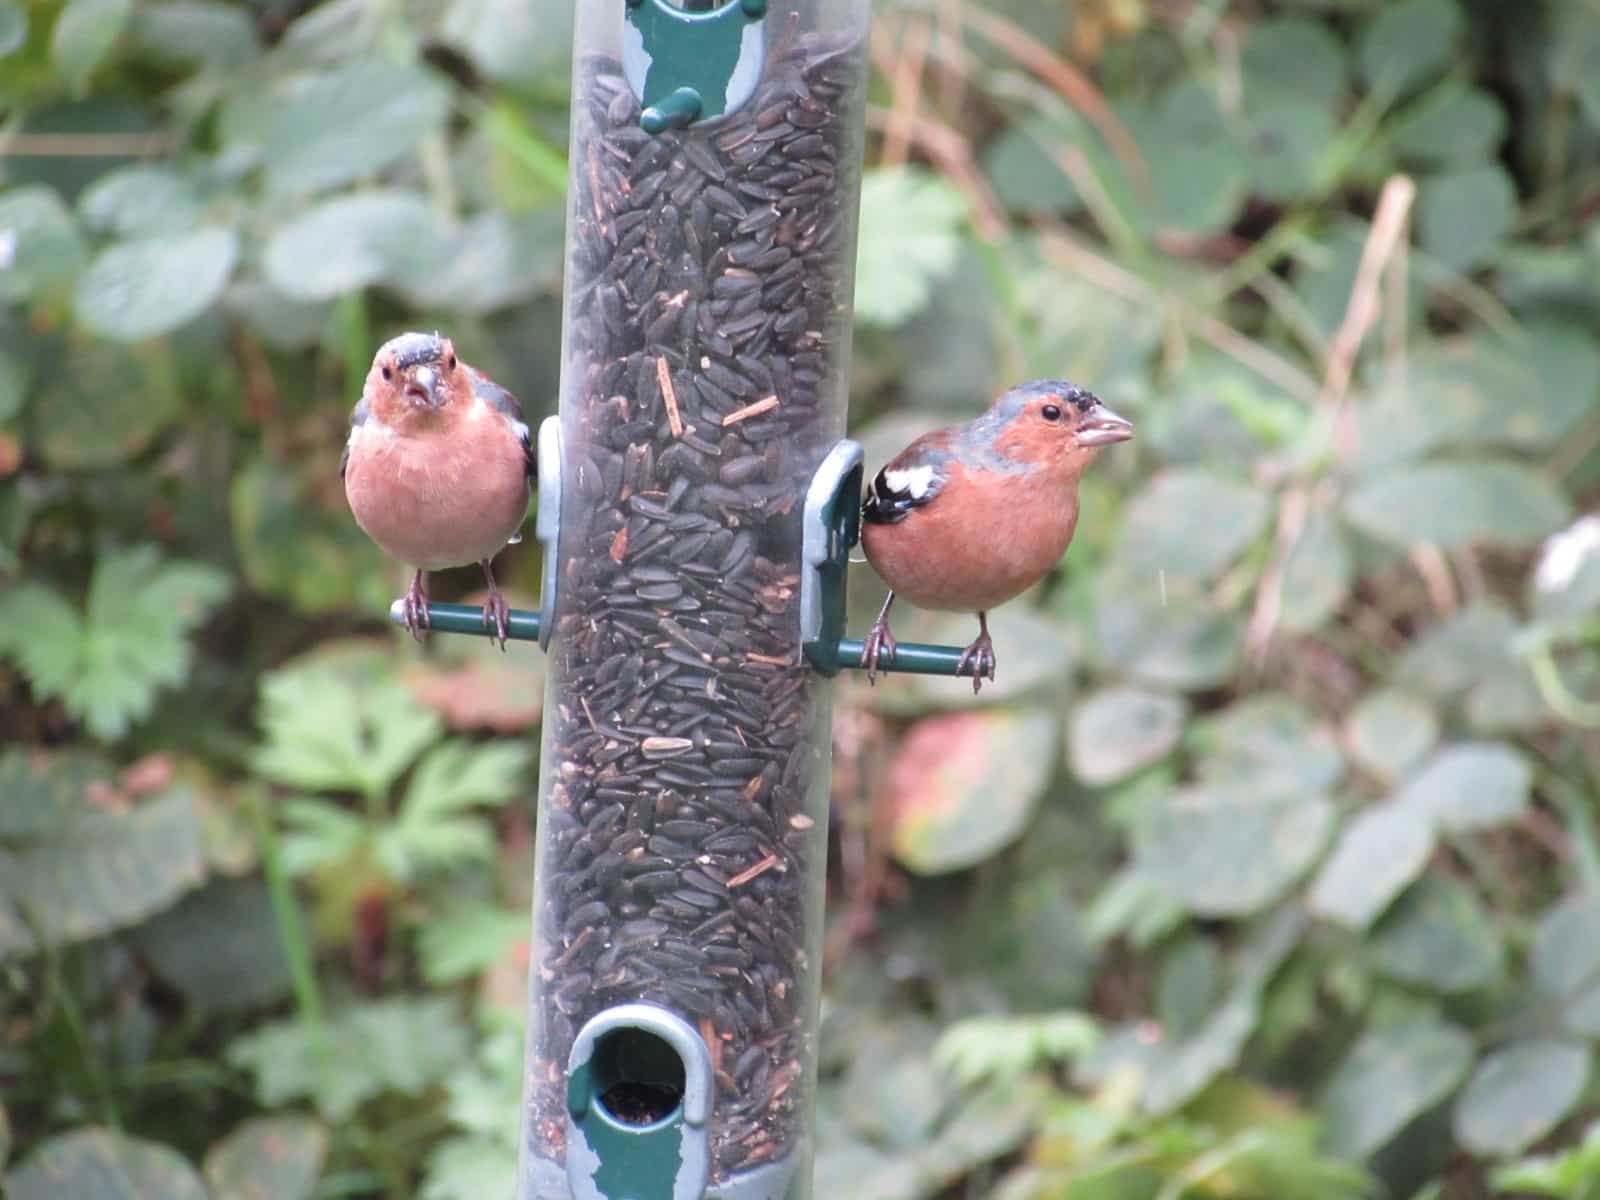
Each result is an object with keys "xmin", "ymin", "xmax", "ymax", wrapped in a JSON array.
[
  {"xmin": 1041, "ymin": 404, "xmax": 1062, "ymax": 422},
  {"xmin": 381, "ymin": 365, "xmax": 393, "ymax": 381},
  {"xmin": 447, "ymin": 354, "xmax": 457, "ymax": 370}
]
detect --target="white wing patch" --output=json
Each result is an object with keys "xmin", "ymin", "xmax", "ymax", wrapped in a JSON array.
[{"xmin": 883, "ymin": 464, "xmax": 936, "ymax": 499}]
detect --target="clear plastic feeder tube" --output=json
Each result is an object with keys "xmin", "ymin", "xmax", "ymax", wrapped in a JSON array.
[{"xmin": 518, "ymin": 1, "xmax": 870, "ymax": 1197}]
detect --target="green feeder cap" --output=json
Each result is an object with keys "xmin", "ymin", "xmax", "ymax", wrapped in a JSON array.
[{"xmin": 623, "ymin": 0, "xmax": 767, "ymax": 133}]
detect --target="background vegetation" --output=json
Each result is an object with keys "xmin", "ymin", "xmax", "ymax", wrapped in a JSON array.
[{"xmin": 2, "ymin": 0, "xmax": 1599, "ymax": 1196}]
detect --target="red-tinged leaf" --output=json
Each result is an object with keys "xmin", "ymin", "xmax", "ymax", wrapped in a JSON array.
[
  {"xmin": 204, "ymin": 1117, "xmax": 326, "ymax": 1200},
  {"xmin": 889, "ymin": 708, "xmax": 1056, "ymax": 875},
  {"xmin": 5, "ymin": 1127, "xmax": 207, "ymax": 1199}
]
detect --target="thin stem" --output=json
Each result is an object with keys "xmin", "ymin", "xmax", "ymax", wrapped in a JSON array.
[
  {"xmin": 51, "ymin": 960, "xmax": 121, "ymax": 1128},
  {"xmin": 247, "ymin": 790, "xmax": 324, "ymax": 1028}
]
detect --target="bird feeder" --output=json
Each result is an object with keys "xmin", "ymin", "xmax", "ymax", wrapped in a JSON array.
[
  {"xmin": 527, "ymin": 2, "xmax": 875, "ymax": 1195},
  {"xmin": 391, "ymin": 2, "xmax": 980, "ymax": 1196}
]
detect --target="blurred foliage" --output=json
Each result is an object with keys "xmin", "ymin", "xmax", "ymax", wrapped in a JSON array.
[{"xmin": 2, "ymin": 0, "xmax": 1600, "ymax": 1197}]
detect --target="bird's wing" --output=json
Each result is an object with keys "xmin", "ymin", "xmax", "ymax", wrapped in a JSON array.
[
  {"xmin": 862, "ymin": 432, "xmax": 953, "ymax": 525},
  {"xmin": 340, "ymin": 397, "xmax": 370, "ymax": 481},
  {"xmin": 473, "ymin": 372, "xmax": 534, "ymax": 480}
]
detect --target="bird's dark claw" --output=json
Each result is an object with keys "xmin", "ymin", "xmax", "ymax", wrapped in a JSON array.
[
  {"xmin": 956, "ymin": 630, "xmax": 996, "ymax": 694},
  {"xmin": 402, "ymin": 571, "xmax": 430, "ymax": 643},
  {"xmin": 862, "ymin": 618, "xmax": 897, "ymax": 685},
  {"xmin": 483, "ymin": 588, "xmax": 510, "ymax": 651}
]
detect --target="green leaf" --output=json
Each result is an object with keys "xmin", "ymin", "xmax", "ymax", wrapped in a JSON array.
[
  {"xmin": 1113, "ymin": 469, "xmax": 1271, "ymax": 581},
  {"xmin": 1067, "ymin": 686, "xmax": 1185, "ymax": 786},
  {"xmin": 1549, "ymin": 2, "xmax": 1600, "ymax": 132},
  {"xmin": 31, "ymin": 338, "xmax": 183, "ymax": 468},
  {"xmin": 1357, "ymin": 0, "xmax": 1462, "ymax": 96},
  {"xmin": 263, "ymin": 60, "xmax": 451, "ymax": 195},
  {"xmin": 0, "ymin": 547, "xmax": 230, "ymax": 740},
  {"xmin": 77, "ymin": 166, "xmax": 203, "ymax": 237},
  {"xmin": 934, "ymin": 1011, "xmax": 1100, "ymax": 1087},
  {"xmin": 263, "ymin": 190, "xmax": 442, "ymax": 302},
  {"xmin": 404, "ymin": 208, "xmax": 565, "ymax": 316},
  {"xmin": 1344, "ymin": 460, "xmax": 1572, "ymax": 552},
  {"xmin": 439, "ymin": 0, "xmax": 571, "ymax": 86},
  {"xmin": 854, "ymin": 167, "xmax": 967, "ymax": 326},
  {"xmin": 223, "ymin": 281, "xmax": 333, "ymax": 351},
  {"xmin": 128, "ymin": 2, "xmax": 259, "ymax": 67},
  {"xmin": 1241, "ymin": 16, "xmax": 1346, "ymax": 109},
  {"xmin": 1320, "ymin": 1020, "xmax": 1474, "ymax": 1159},
  {"xmin": 0, "ymin": 751, "xmax": 206, "ymax": 956},
  {"xmin": 1531, "ymin": 896, "xmax": 1600, "ymax": 1038},
  {"xmin": 403, "ymin": 740, "xmax": 527, "ymax": 818},
  {"xmin": 278, "ymin": 798, "xmax": 368, "ymax": 877},
  {"xmin": 1390, "ymin": 81, "xmax": 1507, "ymax": 165},
  {"xmin": 1395, "ymin": 742, "xmax": 1531, "ymax": 833},
  {"xmin": 75, "ymin": 228, "xmax": 239, "ymax": 341},
  {"xmin": 424, "ymin": 1138, "xmax": 519, "ymax": 1200},
  {"xmin": 377, "ymin": 741, "xmax": 528, "ymax": 881},
  {"xmin": 1346, "ymin": 689, "xmax": 1439, "ymax": 780},
  {"xmin": 889, "ymin": 708, "xmax": 1056, "ymax": 875},
  {"xmin": 51, "ymin": 0, "xmax": 131, "ymax": 88},
  {"xmin": 1454, "ymin": 1040, "xmax": 1591, "ymax": 1158},
  {"xmin": 1135, "ymin": 787, "xmax": 1335, "ymax": 917},
  {"xmin": 0, "ymin": 1, "xmax": 27, "ymax": 56},
  {"xmin": 133, "ymin": 878, "xmax": 295, "ymax": 1013},
  {"xmin": 1492, "ymin": 1120, "xmax": 1600, "ymax": 1196},
  {"xmin": 1308, "ymin": 805, "xmax": 1434, "ymax": 930},
  {"xmin": 0, "ymin": 352, "xmax": 23, "ymax": 423},
  {"xmin": 1190, "ymin": 694, "xmax": 1346, "ymax": 795},
  {"xmin": 1399, "ymin": 605, "xmax": 1520, "ymax": 698},
  {"xmin": 1516, "ymin": 322, "xmax": 1600, "ymax": 450},
  {"xmin": 204, "ymin": 1117, "xmax": 326, "ymax": 1200},
  {"xmin": 1124, "ymin": 607, "xmax": 1245, "ymax": 693},
  {"xmin": 5, "ymin": 1128, "xmax": 207, "ymax": 1200},
  {"xmin": 1239, "ymin": 100, "xmax": 1339, "ymax": 203},
  {"xmin": 0, "ymin": 185, "xmax": 87, "ymax": 302},
  {"xmin": 419, "ymin": 904, "xmax": 527, "ymax": 985},
  {"xmin": 983, "ymin": 118, "xmax": 1079, "ymax": 217},
  {"xmin": 1368, "ymin": 876, "xmax": 1503, "ymax": 993},
  {"xmin": 228, "ymin": 998, "xmax": 472, "ymax": 1120},
  {"xmin": 1156, "ymin": 937, "xmax": 1224, "ymax": 1037},
  {"xmin": 255, "ymin": 648, "xmax": 443, "ymax": 800},
  {"xmin": 1418, "ymin": 164, "xmax": 1516, "ymax": 271},
  {"xmin": 1078, "ymin": 913, "xmax": 1300, "ymax": 1114}
]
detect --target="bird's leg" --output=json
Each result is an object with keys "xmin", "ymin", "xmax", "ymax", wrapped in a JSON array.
[
  {"xmin": 862, "ymin": 591, "xmax": 898, "ymax": 684},
  {"xmin": 480, "ymin": 559, "xmax": 510, "ymax": 651},
  {"xmin": 956, "ymin": 611, "xmax": 997, "ymax": 694},
  {"xmin": 402, "ymin": 570, "xmax": 430, "ymax": 642}
]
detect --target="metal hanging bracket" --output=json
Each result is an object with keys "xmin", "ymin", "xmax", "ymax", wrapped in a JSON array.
[
  {"xmin": 622, "ymin": 0, "xmax": 768, "ymax": 133},
  {"xmin": 799, "ymin": 440, "xmax": 984, "ymax": 679},
  {"xmin": 388, "ymin": 414, "xmax": 563, "ymax": 649}
]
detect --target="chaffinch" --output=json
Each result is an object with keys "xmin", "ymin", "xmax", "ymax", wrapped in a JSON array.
[
  {"xmin": 342, "ymin": 331, "xmax": 534, "ymax": 648},
  {"xmin": 860, "ymin": 380, "xmax": 1133, "ymax": 692}
]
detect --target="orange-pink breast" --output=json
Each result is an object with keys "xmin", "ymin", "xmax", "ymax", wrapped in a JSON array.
[
  {"xmin": 344, "ymin": 404, "xmax": 530, "ymax": 570},
  {"xmin": 861, "ymin": 463, "xmax": 1079, "ymax": 612}
]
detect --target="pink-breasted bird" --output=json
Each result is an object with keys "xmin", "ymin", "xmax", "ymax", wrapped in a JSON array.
[
  {"xmin": 860, "ymin": 381, "xmax": 1133, "ymax": 692},
  {"xmin": 342, "ymin": 331, "xmax": 533, "ymax": 648}
]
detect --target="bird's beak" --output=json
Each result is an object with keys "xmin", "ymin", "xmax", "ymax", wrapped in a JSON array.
[
  {"xmin": 1077, "ymin": 405, "xmax": 1134, "ymax": 447},
  {"xmin": 406, "ymin": 365, "xmax": 441, "ymax": 408}
]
